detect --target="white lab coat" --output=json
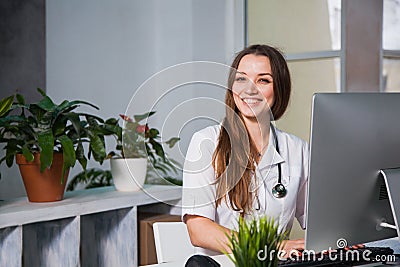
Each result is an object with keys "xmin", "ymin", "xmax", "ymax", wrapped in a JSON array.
[{"xmin": 182, "ymin": 124, "xmax": 309, "ymax": 256}]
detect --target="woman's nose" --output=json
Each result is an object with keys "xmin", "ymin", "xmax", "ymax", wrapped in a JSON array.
[{"xmin": 244, "ymin": 81, "xmax": 259, "ymax": 95}]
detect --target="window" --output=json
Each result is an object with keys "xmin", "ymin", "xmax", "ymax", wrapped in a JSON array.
[
  {"xmin": 247, "ymin": 0, "xmax": 341, "ymax": 140},
  {"xmin": 383, "ymin": 0, "xmax": 400, "ymax": 92}
]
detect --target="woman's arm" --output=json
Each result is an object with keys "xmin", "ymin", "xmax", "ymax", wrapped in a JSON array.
[
  {"xmin": 186, "ymin": 214, "xmax": 305, "ymax": 257},
  {"xmin": 185, "ymin": 214, "xmax": 233, "ymax": 254}
]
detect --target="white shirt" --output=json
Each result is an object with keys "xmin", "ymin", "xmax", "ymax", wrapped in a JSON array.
[{"xmin": 182, "ymin": 124, "xmax": 309, "ymax": 256}]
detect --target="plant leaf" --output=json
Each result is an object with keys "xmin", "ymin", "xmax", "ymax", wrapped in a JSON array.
[
  {"xmin": 21, "ymin": 145, "xmax": 34, "ymax": 162},
  {"xmin": 38, "ymin": 110, "xmax": 54, "ymax": 129},
  {"xmin": 133, "ymin": 111, "xmax": 156, "ymax": 122},
  {"xmin": 105, "ymin": 117, "xmax": 118, "ymax": 125},
  {"xmin": 82, "ymin": 113, "xmax": 104, "ymax": 123},
  {"xmin": 5, "ymin": 140, "xmax": 18, "ymax": 167},
  {"xmin": 16, "ymin": 94, "xmax": 25, "ymax": 105},
  {"xmin": 147, "ymin": 128, "xmax": 159, "ymax": 138},
  {"xmin": 64, "ymin": 112, "xmax": 82, "ymax": 136},
  {"xmin": 88, "ymin": 132, "xmax": 106, "ymax": 163},
  {"xmin": 75, "ymin": 141, "xmax": 88, "ymax": 170},
  {"xmin": 59, "ymin": 135, "xmax": 76, "ymax": 184},
  {"xmin": 52, "ymin": 115, "xmax": 68, "ymax": 137},
  {"xmin": 149, "ymin": 140, "xmax": 165, "ymax": 159},
  {"xmin": 165, "ymin": 137, "xmax": 180, "ymax": 148},
  {"xmin": 38, "ymin": 129, "xmax": 54, "ymax": 172},
  {"xmin": 59, "ymin": 135, "xmax": 75, "ymax": 167},
  {"xmin": 37, "ymin": 88, "xmax": 46, "ymax": 96},
  {"xmin": 36, "ymin": 96, "xmax": 56, "ymax": 112},
  {"xmin": 0, "ymin": 115, "xmax": 26, "ymax": 125},
  {"xmin": 68, "ymin": 100, "xmax": 99, "ymax": 110},
  {"xmin": 55, "ymin": 100, "xmax": 99, "ymax": 118},
  {"xmin": 0, "ymin": 95, "xmax": 14, "ymax": 118}
]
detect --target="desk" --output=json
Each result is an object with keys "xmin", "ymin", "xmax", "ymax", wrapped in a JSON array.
[
  {"xmin": 144, "ymin": 238, "xmax": 400, "ymax": 267},
  {"xmin": 144, "ymin": 254, "xmax": 400, "ymax": 267},
  {"xmin": 0, "ymin": 185, "xmax": 181, "ymax": 267},
  {"xmin": 144, "ymin": 254, "xmax": 235, "ymax": 267}
]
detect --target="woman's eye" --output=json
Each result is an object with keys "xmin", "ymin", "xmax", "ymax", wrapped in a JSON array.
[
  {"xmin": 259, "ymin": 79, "xmax": 271, "ymax": 84},
  {"xmin": 235, "ymin": 76, "xmax": 247, "ymax": 82}
]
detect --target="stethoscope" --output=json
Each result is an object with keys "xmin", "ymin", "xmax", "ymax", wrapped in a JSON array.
[
  {"xmin": 271, "ymin": 125, "xmax": 287, "ymax": 198},
  {"xmin": 269, "ymin": 124, "xmax": 287, "ymax": 199},
  {"xmin": 254, "ymin": 124, "xmax": 286, "ymax": 210}
]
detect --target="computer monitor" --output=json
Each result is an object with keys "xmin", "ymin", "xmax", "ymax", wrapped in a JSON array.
[{"xmin": 305, "ymin": 93, "xmax": 400, "ymax": 252}]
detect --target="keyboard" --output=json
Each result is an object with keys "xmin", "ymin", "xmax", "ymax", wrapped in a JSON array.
[{"xmin": 278, "ymin": 246, "xmax": 396, "ymax": 266}]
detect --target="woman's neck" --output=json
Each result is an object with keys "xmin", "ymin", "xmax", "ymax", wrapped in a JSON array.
[{"xmin": 243, "ymin": 115, "xmax": 270, "ymax": 153}]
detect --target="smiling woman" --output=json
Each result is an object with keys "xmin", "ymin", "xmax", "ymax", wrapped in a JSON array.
[
  {"xmin": 231, "ymin": 54, "xmax": 275, "ymax": 120},
  {"xmin": 182, "ymin": 44, "xmax": 309, "ymax": 257}
]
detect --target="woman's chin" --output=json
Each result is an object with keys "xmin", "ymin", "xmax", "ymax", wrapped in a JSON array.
[{"xmin": 239, "ymin": 106, "xmax": 270, "ymax": 119}]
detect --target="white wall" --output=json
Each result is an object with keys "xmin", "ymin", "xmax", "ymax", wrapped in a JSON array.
[
  {"xmin": 46, "ymin": 1, "xmax": 245, "ymax": 182},
  {"xmin": 0, "ymin": 0, "xmax": 244, "ymax": 200}
]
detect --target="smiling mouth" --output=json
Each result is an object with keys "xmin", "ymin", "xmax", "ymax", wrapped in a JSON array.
[{"xmin": 241, "ymin": 98, "xmax": 262, "ymax": 105}]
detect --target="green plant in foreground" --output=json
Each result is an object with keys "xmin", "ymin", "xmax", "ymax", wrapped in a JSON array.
[{"xmin": 227, "ymin": 216, "xmax": 286, "ymax": 267}]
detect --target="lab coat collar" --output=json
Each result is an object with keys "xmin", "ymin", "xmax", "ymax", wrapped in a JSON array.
[{"xmin": 257, "ymin": 125, "xmax": 285, "ymax": 169}]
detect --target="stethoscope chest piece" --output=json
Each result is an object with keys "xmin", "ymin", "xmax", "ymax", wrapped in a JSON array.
[{"xmin": 272, "ymin": 183, "xmax": 287, "ymax": 198}]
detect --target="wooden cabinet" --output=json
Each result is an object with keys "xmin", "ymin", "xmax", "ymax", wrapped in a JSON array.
[{"xmin": 0, "ymin": 185, "xmax": 181, "ymax": 267}]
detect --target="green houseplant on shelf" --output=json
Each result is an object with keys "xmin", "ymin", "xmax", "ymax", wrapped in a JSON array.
[
  {"xmin": 226, "ymin": 216, "xmax": 286, "ymax": 267},
  {"xmin": 104, "ymin": 111, "xmax": 180, "ymax": 191},
  {"xmin": 0, "ymin": 89, "xmax": 107, "ymax": 202}
]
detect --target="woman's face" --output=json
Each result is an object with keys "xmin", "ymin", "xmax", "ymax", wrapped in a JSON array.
[{"xmin": 231, "ymin": 54, "xmax": 274, "ymax": 120}]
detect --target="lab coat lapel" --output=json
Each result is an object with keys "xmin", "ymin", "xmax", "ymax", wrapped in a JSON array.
[{"xmin": 257, "ymin": 125, "xmax": 285, "ymax": 171}]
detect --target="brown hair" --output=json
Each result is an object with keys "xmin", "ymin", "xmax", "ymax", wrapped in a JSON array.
[{"xmin": 212, "ymin": 44, "xmax": 291, "ymax": 215}]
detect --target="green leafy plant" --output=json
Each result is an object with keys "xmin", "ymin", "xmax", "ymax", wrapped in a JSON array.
[
  {"xmin": 227, "ymin": 216, "xmax": 286, "ymax": 267},
  {"xmin": 106, "ymin": 112, "xmax": 180, "ymax": 159},
  {"xmin": 106, "ymin": 112, "xmax": 181, "ymax": 180},
  {"xmin": 0, "ymin": 88, "xmax": 107, "ymax": 182},
  {"xmin": 67, "ymin": 111, "xmax": 182, "ymax": 191}
]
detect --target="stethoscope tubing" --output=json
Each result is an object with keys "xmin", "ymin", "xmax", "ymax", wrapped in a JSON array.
[{"xmin": 270, "ymin": 124, "xmax": 287, "ymax": 198}]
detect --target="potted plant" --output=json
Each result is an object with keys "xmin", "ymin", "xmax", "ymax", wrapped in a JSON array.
[
  {"xmin": 0, "ymin": 89, "xmax": 107, "ymax": 202},
  {"xmin": 104, "ymin": 111, "xmax": 180, "ymax": 191},
  {"xmin": 226, "ymin": 216, "xmax": 286, "ymax": 267}
]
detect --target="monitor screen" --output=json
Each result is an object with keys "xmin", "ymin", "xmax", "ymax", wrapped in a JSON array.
[{"xmin": 306, "ymin": 93, "xmax": 398, "ymax": 252}]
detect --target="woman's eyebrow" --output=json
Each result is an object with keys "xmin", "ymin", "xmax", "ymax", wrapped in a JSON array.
[
  {"xmin": 259, "ymin": 73, "xmax": 273, "ymax": 77},
  {"xmin": 235, "ymin": 71, "xmax": 273, "ymax": 77},
  {"xmin": 235, "ymin": 71, "xmax": 246, "ymax": 75}
]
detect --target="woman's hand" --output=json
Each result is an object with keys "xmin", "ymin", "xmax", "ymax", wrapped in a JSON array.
[{"xmin": 281, "ymin": 239, "xmax": 305, "ymax": 258}]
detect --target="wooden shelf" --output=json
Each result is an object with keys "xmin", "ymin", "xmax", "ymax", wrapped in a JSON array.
[{"xmin": 0, "ymin": 185, "xmax": 182, "ymax": 267}]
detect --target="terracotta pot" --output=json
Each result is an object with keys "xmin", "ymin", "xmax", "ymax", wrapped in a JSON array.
[
  {"xmin": 110, "ymin": 158, "xmax": 147, "ymax": 191},
  {"xmin": 16, "ymin": 153, "xmax": 69, "ymax": 202}
]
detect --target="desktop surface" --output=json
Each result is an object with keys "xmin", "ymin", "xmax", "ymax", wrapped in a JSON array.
[
  {"xmin": 143, "ymin": 238, "xmax": 400, "ymax": 267},
  {"xmin": 143, "ymin": 250, "xmax": 400, "ymax": 267}
]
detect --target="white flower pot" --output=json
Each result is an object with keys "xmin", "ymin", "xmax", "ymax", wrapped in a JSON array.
[{"xmin": 110, "ymin": 158, "xmax": 148, "ymax": 191}]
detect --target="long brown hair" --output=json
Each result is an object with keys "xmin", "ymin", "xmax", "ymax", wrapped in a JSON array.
[{"xmin": 212, "ymin": 44, "xmax": 291, "ymax": 215}]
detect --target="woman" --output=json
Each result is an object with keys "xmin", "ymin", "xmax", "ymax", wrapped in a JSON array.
[{"xmin": 182, "ymin": 44, "xmax": 308, "ymax": 256}]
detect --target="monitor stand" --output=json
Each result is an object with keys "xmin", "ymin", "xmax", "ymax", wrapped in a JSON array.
[{"xmin": 379, "ymin": 169, "xmax": 400, "ymax": 238}]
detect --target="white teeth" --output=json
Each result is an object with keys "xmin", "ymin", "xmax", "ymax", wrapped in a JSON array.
[{"xmin": 242, "ymin": 98, "xmax": 260, "ymax": 104}]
